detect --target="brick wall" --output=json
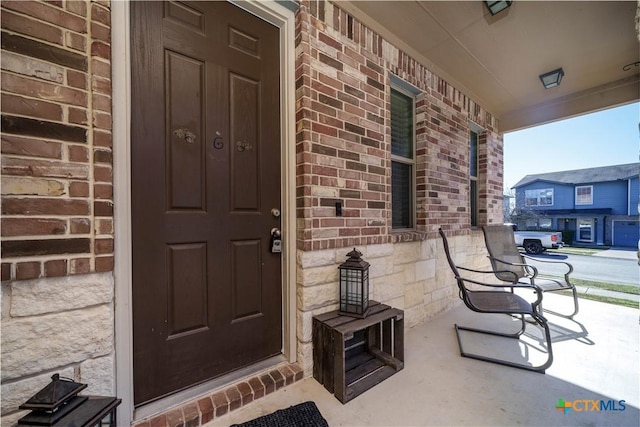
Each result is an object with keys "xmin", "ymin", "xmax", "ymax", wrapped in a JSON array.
[
  {"xmin": 295, "ymin": 0, "xmax": 503, "ymax": 253},
  {"xmin": 293, "ymin": 0, "xmax": 505, "ymax": 376},
  {"xmin": 1, "ymin": 0, "xmax": 113, "ymax": 281},
  {"xmin": 478, "ymin": 130, "xmax": 505, "ymax": 226},
  {"xmin": 1, "ymin": 2, "xmax": 115, "ymax": 425}
]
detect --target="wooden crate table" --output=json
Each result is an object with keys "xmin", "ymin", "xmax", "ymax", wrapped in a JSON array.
[{"xmin": 312, "ymin": 301, "xmax": 404, "ymax": 403}]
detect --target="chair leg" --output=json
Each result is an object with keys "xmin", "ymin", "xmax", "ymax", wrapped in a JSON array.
[
  {"xmin": 530, "ymin": 311, "xmax": 554, "ymax": 371},
  {"xmin": 567, "ymin": 286, "xmax": 579, "ymax": 317},
  {"xmin": 542, "ymin": 286, "xmax": 579, "ymax": 319},
  {"xmin": 458, "ymin": 314, "xmax": 526, "ymax": 338},
  {"xmin": 454, "ymin": 313, "xmax": 553, "ymax": 373}
]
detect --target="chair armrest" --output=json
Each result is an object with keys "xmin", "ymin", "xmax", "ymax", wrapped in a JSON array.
[
  {"xmin": 460, "ymin": 276, "xmax": 544, "ymax": 293},
  {"xmin": 457, "ymin": 265, "xmax": 519, "ymax": 283},
  {"xmin": 520, "ymin": 254, "xmax": 574, "ymax": 275}
]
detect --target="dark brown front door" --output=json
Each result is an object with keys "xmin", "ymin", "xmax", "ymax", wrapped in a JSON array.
[{"xmin": 131, "ymin": 1, "xmax": 282, "ymax": 405}]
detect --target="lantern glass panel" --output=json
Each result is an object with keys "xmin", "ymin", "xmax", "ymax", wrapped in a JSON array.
[
  {"xmin": 363, "ymin": 269, "xmax": 369, "ymax": 308},
  {"xmin": 338, "ymin": 248, "xmax": 370, "ymax": 317},
  {"xmin": 339, "ymin": 268, "xmax": 369, "ymax": 315}
]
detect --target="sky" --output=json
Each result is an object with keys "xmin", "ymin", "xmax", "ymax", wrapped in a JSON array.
[{"xmin": 503, "ymin": 102, "xmax": 640, "ymax": 192}]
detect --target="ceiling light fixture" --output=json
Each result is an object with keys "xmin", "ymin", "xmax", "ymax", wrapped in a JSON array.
[
  {"xmin": 539, "ymin": 68, "xmax": 564, "ymax": 89},
  {"xmin": 484, "ymin": 1, "xmax": 512, "ymax": 16}
]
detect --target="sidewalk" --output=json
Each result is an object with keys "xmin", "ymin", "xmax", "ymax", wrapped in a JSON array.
[
  {"xmin": 589, "ymin": 249, "xmax": 639, "ymax": 303},
  {"xmin": 574, "ymin": 285, "xmax": 640, "ymax": 303},
  {"xmin": 591, "ymin": 247, "xmax": 638, "ymax": 261}
]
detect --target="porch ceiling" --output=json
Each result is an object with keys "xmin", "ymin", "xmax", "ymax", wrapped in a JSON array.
[{"xmin": 342, "ymin": 1, "xmax": 640, "ymax": 132}]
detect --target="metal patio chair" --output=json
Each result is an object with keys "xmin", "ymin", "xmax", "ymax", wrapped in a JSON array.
[
  {"xmin": 481, "ymin": 224, "xmax": 579, "ymax": 318},
  {"xmin": 439, "ymin": 228, "xmax": 553, "ymax": 373}
]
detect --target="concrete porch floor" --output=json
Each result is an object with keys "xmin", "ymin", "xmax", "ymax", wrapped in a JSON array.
[{"xmin": 208, "ymin": 294, "xmax": 639, "ymax": 426}]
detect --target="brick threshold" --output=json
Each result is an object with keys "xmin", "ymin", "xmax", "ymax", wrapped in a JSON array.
[{"xmin": 132, "ymin": 362, "xmax": 304, "ymax": 427}]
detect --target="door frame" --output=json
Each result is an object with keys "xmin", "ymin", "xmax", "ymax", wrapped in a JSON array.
[
  {"xmin": 577, "ymin": 218, "xmax": 595, "ymax": 243},
  {"xmin": 112, "ymin": 1, "xmax": 298, "ymax": 424}
]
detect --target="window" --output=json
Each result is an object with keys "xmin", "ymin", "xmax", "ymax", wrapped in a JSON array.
[
  {"xmin": 526, "ymin": 218, "xmax": 552, "ymax": 229},
  {"xmin": 539, "ymin": 218, "xmax": 552, "ymax": 229},
  {"xmin": 576, "ymin": 185, "xmax": 593, "ymax": 205},
  {"xmin": 469, "ymin": 129, "xmax": 478, "ymax": 226},
  {"xmin": 390, "ymin": 87, "xmax": 415, "ymax": 229},
  {"xmin": 525, "ymin": 188, "xmax": 553, "ymax": 206}
]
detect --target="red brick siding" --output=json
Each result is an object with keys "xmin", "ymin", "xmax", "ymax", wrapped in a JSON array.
[
  {"xmin": 1, "ymin": 0, "xmax": 113, "ymax": 281},
  {"xmin": 295, "ymin": 0, "xmax": 503, "ymax": 251},
  {"xmin": 132, "ymin": 364, "xmax": 304, "ymax": 427},
  {"xmin": 478, "ymin": 131, "xmax": 505, "ymax": 226}
]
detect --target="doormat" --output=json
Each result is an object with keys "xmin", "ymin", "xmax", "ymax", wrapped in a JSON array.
[{"xmin": 231, "ymin": 401, "xmax": 329, "ymax": 427}]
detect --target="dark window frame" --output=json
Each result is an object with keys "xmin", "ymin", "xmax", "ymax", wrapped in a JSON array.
[
  {"xmin": 390, "ymin": 83, "xmax": 417, "ymax": 230},
  {"xmin": 469, "ymin": 125, "xmax": 480, "ymax": 227}
]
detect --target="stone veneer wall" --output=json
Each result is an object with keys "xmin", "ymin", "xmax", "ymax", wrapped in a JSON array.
[
  {"xmin": 1, "ymin": 273, "xmax": 114, "ymax": 426},
  {"xmin": 293, "ymin": 0, "xmax": 504, "ymax": 374},
  {"xmin": 1, "ymin": 1, "xmax": 114, "ymax": 425},
  {"xmin": 295, "ymin": 232, "xmax": 492, "ymax": 373}
]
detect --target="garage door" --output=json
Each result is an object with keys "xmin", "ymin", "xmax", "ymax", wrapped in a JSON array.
[{"xmin": 613, "ymin": 220, "xmax": 639, "ymax": 247}]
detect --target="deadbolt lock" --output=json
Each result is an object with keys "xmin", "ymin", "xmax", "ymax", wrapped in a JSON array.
[{"xmin": 270, "ymin": 228, "xmax": 282, "ymax": 253}]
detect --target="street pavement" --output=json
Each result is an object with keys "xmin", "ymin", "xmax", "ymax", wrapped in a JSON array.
[
  {"xmin": 558, "ymin": 247, "xmax": 639, "ymax": 304},
  {"xmin": 580, "ymin": 247, "xmax": 638, "ymax": 303}
]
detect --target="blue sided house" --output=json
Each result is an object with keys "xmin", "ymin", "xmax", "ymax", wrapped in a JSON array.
[{"xmin": 512, "ymin": 163, "xmax": 639, "ymax": 247}]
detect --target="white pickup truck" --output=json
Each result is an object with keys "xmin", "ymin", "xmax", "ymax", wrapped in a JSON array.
[{"xmin": 512, "ymin": 230, "xmax": 564, "ymax": 255}]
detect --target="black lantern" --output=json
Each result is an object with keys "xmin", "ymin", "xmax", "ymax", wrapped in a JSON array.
[
  {"xmin": 338, "ymin": 248, "xmax": 370, "ymax": 318},
  {"xmin": 18, "ymin": 374, "xmax": 121, "ymax": 426}
]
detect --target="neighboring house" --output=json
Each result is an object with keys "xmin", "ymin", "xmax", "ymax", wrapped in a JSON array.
[{"xmin": 512, "ymin": 163, "xmax": 640, "ymax": 247}]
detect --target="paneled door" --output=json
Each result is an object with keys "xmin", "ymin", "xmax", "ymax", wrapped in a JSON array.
[{"xmin": 131, "ymin": 1, "xmax": 282, "ymax": 405}]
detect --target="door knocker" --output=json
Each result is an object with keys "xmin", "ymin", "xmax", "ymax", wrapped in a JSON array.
[
  {"xmin": 236, "ymin": 141, "xmax": 254, "ymax": 152},
  {"xmin": 173, "ymin": 128, "xmax": 196, "ymax": 144}
]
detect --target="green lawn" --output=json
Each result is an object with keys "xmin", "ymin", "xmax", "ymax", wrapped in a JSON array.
[
  {"xmin": 553, "ymin": 278, "xmax": 639, "ymax": 309},
  {"xmin": 581, "ymin": 294, "xmax": 638, "ymax": 309},
  {"xmin": 570, "ymin": 278, "xmax": 639, "ymax": 295},
  {"xmin": 546, "ymin": 247, "xmax": 609, "ymax": 256},
  {"xmin": 557, "ymin": 290, "xmax": 638, "ymax": 309}
]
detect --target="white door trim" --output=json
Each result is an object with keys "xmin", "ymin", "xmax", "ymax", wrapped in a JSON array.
[
  {"xmin": 112, "ymin": 1, "xmax": 133, "ymax": 424},
  {"xmin": 577, "ymin": 218, "xmax": 595, "ymax": 243},
  {"xmin": 112, "ymin": 1, "xmax": 297, "ymax": 424}
]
